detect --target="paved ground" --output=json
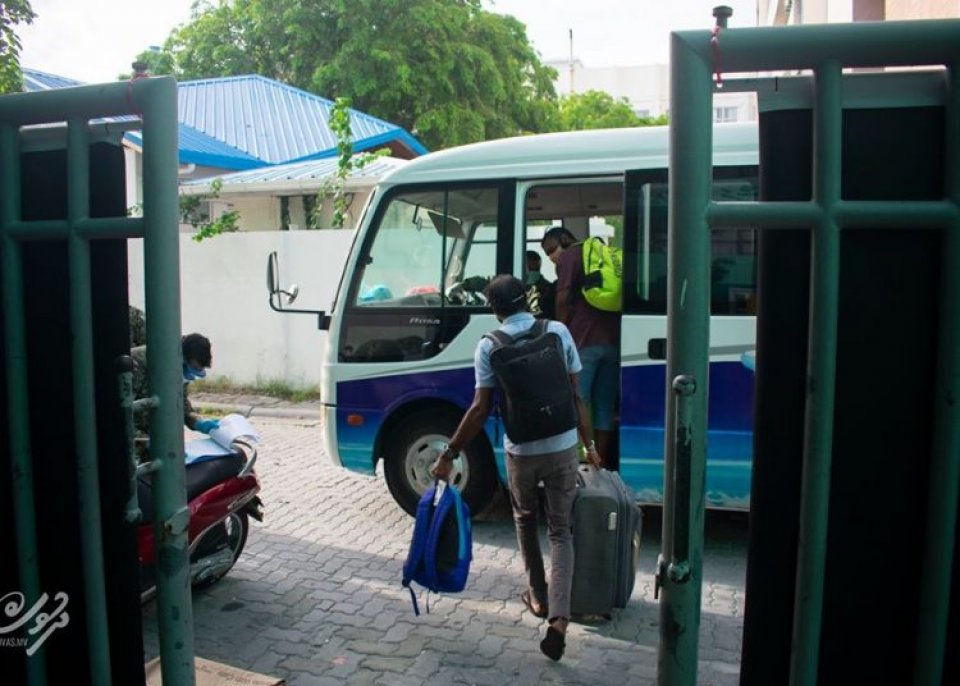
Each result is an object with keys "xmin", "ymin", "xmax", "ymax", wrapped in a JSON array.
[{"xmin": 142, "ymin": 404, "xmax": 748, "ymax": 685}]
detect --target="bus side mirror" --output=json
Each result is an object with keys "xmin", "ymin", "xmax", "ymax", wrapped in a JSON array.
[
  {"xmin": 267, "ymin": 252, "xmax": 300, "ymax": 306},
  {"xmin": 266, "ymin": 251, "xmax": 329, "ymax": 330}
]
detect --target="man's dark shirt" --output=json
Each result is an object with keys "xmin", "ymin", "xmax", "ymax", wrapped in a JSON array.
[{"xmin": 554, "ymin": 245, "xmax": 621, "ymax": 348}]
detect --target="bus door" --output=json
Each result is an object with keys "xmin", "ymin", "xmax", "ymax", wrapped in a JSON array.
[{"xmin": 622, "ymin": 167, "xmax": 759, "ymax": 508}]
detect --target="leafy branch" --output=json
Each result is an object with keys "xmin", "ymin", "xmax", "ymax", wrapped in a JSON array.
[
  {"xmin": 316, "ymin": 96, "xmax": 388, "ymax": 229},
  {"xmin": 0, "ymin": 0, "xmax": 36, "ymax": 94},
  {"xmin": 179, "ymin": 178, "xmax": 240, "ymax": 242}
]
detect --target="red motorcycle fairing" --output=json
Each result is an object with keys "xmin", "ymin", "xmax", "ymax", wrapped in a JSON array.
[{"xmin": 187, "ymin": 474, "xmax": 260, "ymax": 543}]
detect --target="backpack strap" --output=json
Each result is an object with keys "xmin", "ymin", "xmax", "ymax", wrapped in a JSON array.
[
  {"xmin": 483, "ymin": 329, "xmax": 513, "ymax": 348},
  {"xmin": 408, "ymin": 586, "xmax": 421, "ymax": 616},
  {"xmin": 485, "ymin": 320, "xmax": 549, "ymax": 349},
  {"xmin": 402, "ymin": 487, "xmax": 435, "ymax": 616},
  {"xmin": 451, "ymin": 487, "xmax": 470, "ymax": 561},
  {"xmin": 532, "ymin": 319, "xmax": 549, "ymax": 338}
]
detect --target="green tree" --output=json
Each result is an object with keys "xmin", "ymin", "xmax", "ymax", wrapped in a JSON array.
[
  {"xmin": 553, "ymin": 90, "xmax": 668, "ymax": 131},
  {"xmin": 0, "ymin": 0, "xmax": 36, "ymax": 94},
  {"xmin": 138, "ymin": 0, "xmax": 557, "ymax": 150},
  {"xmin": 118, "ymin": 47, "xmax": 176, "ymax": 80}
]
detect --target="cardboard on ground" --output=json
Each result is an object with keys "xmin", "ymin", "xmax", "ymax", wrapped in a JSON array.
[{"xmin": 145, "ymin": 656, "xmax": 284, "ymax": 685}]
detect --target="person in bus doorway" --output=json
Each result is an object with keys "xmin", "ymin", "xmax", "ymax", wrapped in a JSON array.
[
  {"xmin": 525, "ymin": 250, "xmax": 555, "ymax": 319},
  {"xmin": 541, "ymin": 226, "xmax": 621, "ymax": 468},
  {"xmin": 431, "ymin": 274, "xmax": 601, "ymax": 662},
  {"xmin": 132, "ymin": 332, "xmax": 220, "ymax": 440}
]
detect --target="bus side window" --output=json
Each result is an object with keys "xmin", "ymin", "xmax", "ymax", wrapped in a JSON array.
[
  {"xmin": 625, "ymin": 168, "xmax": 758, "ymax": 316},
  {"xmin": 709, "ymin": 174, "xmax": 758, "ymax": 315}
]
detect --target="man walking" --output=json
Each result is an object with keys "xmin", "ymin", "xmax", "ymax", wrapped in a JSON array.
[{"xmin": 431, "ymin": 275, "xmax": 599, "ymax": 661}]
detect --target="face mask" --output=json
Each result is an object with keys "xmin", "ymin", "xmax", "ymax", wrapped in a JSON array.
[
  {"xmin": 183, "ymin": 363, "xmax": 207, "ymax": 382},
  {"xmin": 525, "ymin": 271, "xmax": 540, "ymax": 286}
]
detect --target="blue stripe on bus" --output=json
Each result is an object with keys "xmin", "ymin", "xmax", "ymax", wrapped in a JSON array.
[
  {"xmin": 621, "ymin": 360, "xmax": 755, "ymax": 431},
  {"xmin": 335, "ymin": 359, "xmax": 755, "ymax": 507}
]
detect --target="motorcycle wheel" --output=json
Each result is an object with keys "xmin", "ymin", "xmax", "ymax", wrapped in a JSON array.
[{"xmin": 191, "ymin": 510, "xmax": 250, "ymax": 589}]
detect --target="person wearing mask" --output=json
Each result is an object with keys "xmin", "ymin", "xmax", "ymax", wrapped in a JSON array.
[
  {"xmin": 132, "ymin": 332, "xmax": 220, "ymax": 438},
  {"xmin": 541, "ymin": 226, "xmax": 621, "ymax": 467},
  {"xmin": 431, "ymin": 274, "xmax": 600, "ymax": 662}
]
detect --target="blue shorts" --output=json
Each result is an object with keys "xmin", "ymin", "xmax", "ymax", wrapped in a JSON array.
[{"xmin": 577, "ymin": 344, "xmax": 619, "ymax": 431}]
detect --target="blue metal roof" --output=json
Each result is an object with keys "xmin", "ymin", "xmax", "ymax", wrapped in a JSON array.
[
  {"xmin": 174, "ymin": 75, "xmax": 427, "ymax": 165},
  {"xmin": 22, "ymin": 68, "xmax": 427, "ymax": 171},
  {"xmin": 21, "ymin": 68, "xmax": 85, "ymax": 91},
  {"xmin": 20, "ymin": 68, "xmax": 139, "ymax": 128},
  {"xmin": 179, "ymin": 155, "xmax": 408, "ymax": 193},
  {"xmin": 175, "ymin": 122, "xmax": 263, "ymax": 170}
]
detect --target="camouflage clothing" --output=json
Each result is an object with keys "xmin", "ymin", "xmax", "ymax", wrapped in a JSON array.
[
  {"xmin": 131, "ymin": 345, "xmax": 199, "ymax": 437},
  {"xmin": 129, "ymin": 306, "xmax": 147, "ymax": 347},
  {"xmin": 525, "ymin": 275, "xmax": 555, "ymax": 320}
]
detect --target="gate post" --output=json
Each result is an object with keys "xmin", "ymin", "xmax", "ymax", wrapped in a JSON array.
[{"xmin": 658, "ymin": 29, "xmax": 714, "ymax": 686}]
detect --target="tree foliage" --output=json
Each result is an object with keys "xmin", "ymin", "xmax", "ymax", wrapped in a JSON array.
[
  {"xmin": 119, "ymin": 47, "xmax": 176, "ymax": 81},
  {"xmin": 0, "ymin": 0, "xmax": 35, "ymax": 94},
  {"xmin": 140, "ymin": 0, "xmax": 558, "ymax": 150},
  {"xmin": 552, "ymin": 90, "xmax": 668, "ymax": 131}
]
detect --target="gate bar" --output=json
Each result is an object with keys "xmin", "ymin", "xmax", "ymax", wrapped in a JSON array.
[
  {"xmin": 912, "ymin": 62, "xmax": 960, "ymax": 686},
  {"xmin": 67, "ymin": 116, "xmax": 112, "ymax": 686},
  {"xmin": 0, "ymin": 124, "xmax": 47, "ymax": 685},
  {"xmin": 138, "ymin": 76, "xmax": 197, "ymax": 686},
  {"xmin": 5, "ymin": 217, "xmax": 144, "ymax": 241},
  {"xmin": 789, "ymin": 59, "xmax": 843, "ymax": 686},
  {"xmin": 707, "ymin": 199, "xmax": 959, "ymax": 229},
  {"xmin": 659, "ymin": 29, "xmax": 714, "ymax": 685},
  {"xmin": 698, "ymin": 19, "xmax": 960, "ymax": 73}
]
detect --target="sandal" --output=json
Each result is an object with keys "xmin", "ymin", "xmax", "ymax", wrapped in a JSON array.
[
  {"xmin": 521, "ymin": 590, "xmax": 548, "ymax": 619},
  {"xmin": 540, "ymin": 625, "xmax": 566, "ymax": 661}
]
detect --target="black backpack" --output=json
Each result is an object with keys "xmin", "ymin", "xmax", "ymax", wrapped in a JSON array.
[{"xmin": 484, "ymin": 320, "xmax": 578, "ymax": 443}]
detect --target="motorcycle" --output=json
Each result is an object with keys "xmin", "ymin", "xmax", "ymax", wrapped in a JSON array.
[{"xmin": 136, "ymin": 437, "xmax": 263, "ymax": 601}]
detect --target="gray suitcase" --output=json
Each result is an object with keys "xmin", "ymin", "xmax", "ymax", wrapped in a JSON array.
[{"xmin": 570, "ymin": 466, "xmax": 641, "ymax": 617}]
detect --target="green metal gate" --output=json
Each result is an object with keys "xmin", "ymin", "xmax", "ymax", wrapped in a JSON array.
[
  {"xmin": 0, "ymin": 78, "xmax": 194, "ymax": 684},
  {"xmin": 661, "ymin": 17, "xmax": 960, "ymax": 685}
]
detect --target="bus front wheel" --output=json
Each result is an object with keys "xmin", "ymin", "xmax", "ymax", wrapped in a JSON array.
[{"xmin": 383, "ymin": 410, "xmax": 497, "ymax": 517}]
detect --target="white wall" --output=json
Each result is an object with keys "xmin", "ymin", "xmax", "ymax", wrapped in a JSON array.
[{"xmin": 127, "ymin": 231, "xmax": 356, "ymax": 389}]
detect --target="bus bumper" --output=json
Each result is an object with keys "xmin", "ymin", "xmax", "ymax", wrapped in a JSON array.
[{"xmin": 320, "ymin": 405, "xmax": 342, "ymax": 467}]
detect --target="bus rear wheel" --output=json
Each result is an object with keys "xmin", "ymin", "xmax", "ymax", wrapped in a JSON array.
[{"xmin": 384, "ymin": 409, "xmax": 497, "ymax": 517}]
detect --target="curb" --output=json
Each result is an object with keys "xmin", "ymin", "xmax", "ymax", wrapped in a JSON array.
[{"xmin": 196, "ymin": 401, "xmax": 323, "ymax": 421}]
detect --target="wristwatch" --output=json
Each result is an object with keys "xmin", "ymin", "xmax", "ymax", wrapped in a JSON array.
[{"xmin": 440, "ymin": 444, "xmax": 458, "ymax": 462}]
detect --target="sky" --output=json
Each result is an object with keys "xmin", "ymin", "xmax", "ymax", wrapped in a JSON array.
[{"xmin": 19, "ymin": 0, "xmax": 759, "ymax": 84}]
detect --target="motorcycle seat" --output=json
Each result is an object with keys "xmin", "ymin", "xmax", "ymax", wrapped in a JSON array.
[{"xmin": 138, "ymin": 452, "xmax": 246, "ymax": 524}]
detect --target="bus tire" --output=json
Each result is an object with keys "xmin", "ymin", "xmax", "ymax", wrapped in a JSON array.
[{"xmin": 383, "ymin": 409, "xmax": 497, "ymax": 517}]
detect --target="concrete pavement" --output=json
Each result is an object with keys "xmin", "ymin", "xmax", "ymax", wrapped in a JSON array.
[{"xmin": 142, "ymin": 405, "xmax": 747, "ymax": 685}]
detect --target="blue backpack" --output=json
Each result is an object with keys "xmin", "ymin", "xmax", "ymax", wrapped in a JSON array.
[{"xmin": 401, "ymin": 480, "xmax": 472, "ymax": 615}]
